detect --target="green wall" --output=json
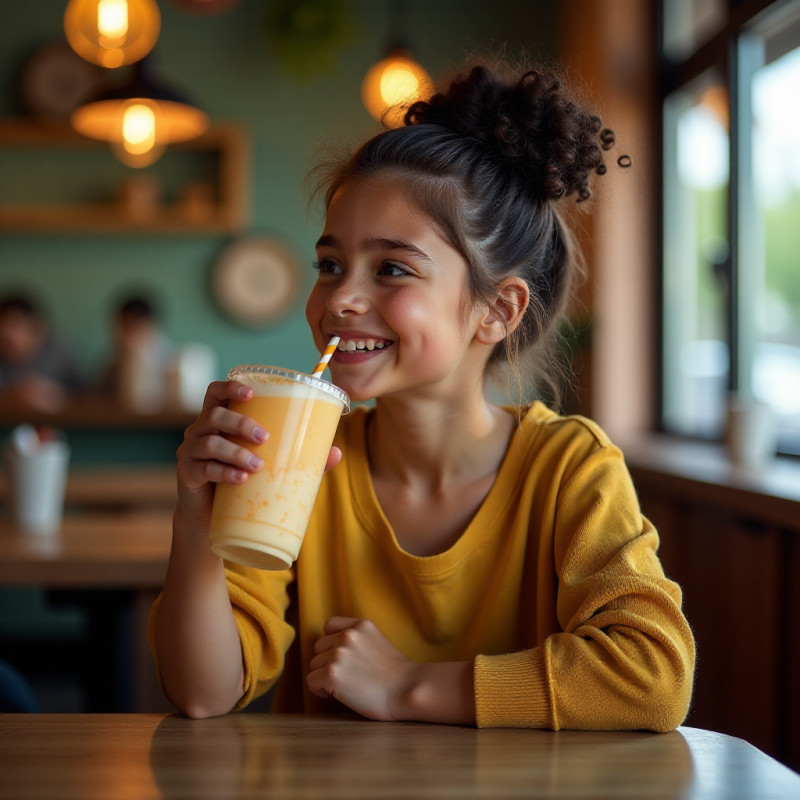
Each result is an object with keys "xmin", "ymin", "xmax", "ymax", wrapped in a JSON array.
[
  {"xmin": 0, "ymin": 0, "xmax": 555, "ymax": 463},
  {"xmin": 0, "ymin": 0, "xmax": 557, "ymax": 692}
]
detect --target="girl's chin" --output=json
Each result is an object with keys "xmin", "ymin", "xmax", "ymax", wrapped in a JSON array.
[{"xmin": 326, "ymin": 375, "xmax": 375, "ymax": 404}]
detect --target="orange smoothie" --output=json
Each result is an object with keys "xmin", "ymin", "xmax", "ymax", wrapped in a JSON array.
[{"xmin": 208, "ymin": 367, "xmax": 348, "ymax": 570}]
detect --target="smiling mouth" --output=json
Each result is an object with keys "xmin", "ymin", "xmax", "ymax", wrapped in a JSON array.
[{"xmin": 336, "ymin": 339, "xmax": 393, "ymax": 352}]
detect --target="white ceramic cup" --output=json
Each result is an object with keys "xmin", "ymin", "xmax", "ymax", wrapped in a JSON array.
[
  {"xmin": 726, "ymin": 395, "xmax": 776, "ymax": 472},
  {"xmin": 4, "ymin": 441, "xmax": 70, "ymax": 534}
]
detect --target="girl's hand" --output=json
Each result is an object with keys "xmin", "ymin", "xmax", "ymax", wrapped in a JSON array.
[
  {"xmin": 306, "ymin": 617, "xmax": 416, "ymax": 721},
  {"xmin": 176, "ymin": 380, "xmax": 343, "ymax": 526},
  {"xmin": 176, "ymin": 381, "xmax": 267, "ymax": 523}
]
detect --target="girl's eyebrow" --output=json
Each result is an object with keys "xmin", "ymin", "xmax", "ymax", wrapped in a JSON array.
[{"xmin": 315, "ymin": 234, "xmax": 432, "ymax": 262}]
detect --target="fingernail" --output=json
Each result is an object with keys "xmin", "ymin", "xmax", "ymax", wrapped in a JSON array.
[
  {"xmin": 253, "ymin": 427, "xmax": 267, "ymax": 442},
  {"xmin": 238, "ymin": 386, "xmax": 252, "ymax": 399},
  {"xmin": 248, "ymin": 455, "xmax": 264, "ymax": 470}
]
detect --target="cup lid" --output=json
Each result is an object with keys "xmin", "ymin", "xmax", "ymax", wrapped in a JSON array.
[{"xmin": 227, "ymin": 365, "xmax": 349, "ymax": 413}]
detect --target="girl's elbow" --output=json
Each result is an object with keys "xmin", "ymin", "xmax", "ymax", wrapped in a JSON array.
[
  {"xmin": 164, "ymin": 684, "xmax": 240, "ymax": 720},
  {"xmin": 179, "ymin": 701, "xmax": 233, "ymax": 720},
  {"xmin": 644, "ymin": 662, "xmax": 695, "ymax": 732}
]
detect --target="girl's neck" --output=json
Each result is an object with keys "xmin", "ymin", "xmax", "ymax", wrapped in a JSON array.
[{"xmin": 366, "ymin": 391, "xmax": 516, "ymax": 493}]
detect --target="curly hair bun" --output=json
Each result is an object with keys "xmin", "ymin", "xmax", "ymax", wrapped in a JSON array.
[{"xmin": 406, "ymin": 65, "xmax": 619, "ymax": 203}]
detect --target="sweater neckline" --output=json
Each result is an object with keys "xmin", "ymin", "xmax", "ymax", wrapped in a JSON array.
[{"xmin": 346, "ymin": 403, "xmax": 547, "ymax": 579}]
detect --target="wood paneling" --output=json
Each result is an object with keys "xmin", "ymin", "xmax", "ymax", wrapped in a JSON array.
[{"xmin": 634, "ymin": 469, "xmax": 799, "ymax": 771}]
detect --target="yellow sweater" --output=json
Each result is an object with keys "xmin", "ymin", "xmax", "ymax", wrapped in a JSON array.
[{"xmin": 156, "ymin": 403, "xmax": 695, "ymax": 730}]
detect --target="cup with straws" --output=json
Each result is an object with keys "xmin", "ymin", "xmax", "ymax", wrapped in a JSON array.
[{"xmin": 208, "ymin": 338, "xmax": 349, "ymax": 569}]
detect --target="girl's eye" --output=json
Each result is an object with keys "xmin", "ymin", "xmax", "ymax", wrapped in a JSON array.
[
  {"xmin": 378, "ymin": 262, "xmax": 410, "ymax": 277},
  {"xmin": 312, "ymin": 259, "xmax": 341, "ymax": 275}
]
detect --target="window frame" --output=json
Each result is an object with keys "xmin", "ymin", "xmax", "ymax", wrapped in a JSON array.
[{"xmin": 657, "ymin": 0, "xmax": 800, "ymax": 455}]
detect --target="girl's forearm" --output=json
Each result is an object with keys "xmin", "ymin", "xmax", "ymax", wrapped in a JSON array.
[
  {"xmin": 399, "ymin": 661, "xmax": 476, "ymax": 725},
  {"xmin": 154, "ymin": 510, "xmax": 244, "ymax": 718}
]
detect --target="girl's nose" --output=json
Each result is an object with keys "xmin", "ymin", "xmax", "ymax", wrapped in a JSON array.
[{"xmin": 326, "ymin": 276, "xmax": 370, "ymax": 316}]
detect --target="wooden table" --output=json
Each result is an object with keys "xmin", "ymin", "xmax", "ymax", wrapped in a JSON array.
[
  {"xmin": 0, "ymin": 509, "xmax": 173, "ymax": 588},
  {"xmin": 0, "ymin": 511, "xmax": 173, "ymax": 712},
  {"xmin": 1, "ymin": 714, "xmax": 798, "ymax": 799}
]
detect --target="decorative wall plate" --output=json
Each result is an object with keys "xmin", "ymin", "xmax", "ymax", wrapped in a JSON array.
[
  {"xmin": 20, "ymin": 42, "xmax": 104, "ymax": 121},
  {"xmin": 212, "ymin": 235, "xmax": 300, "ymax": 326}
]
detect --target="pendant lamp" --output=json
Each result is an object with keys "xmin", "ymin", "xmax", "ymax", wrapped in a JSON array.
[
  {"xmin": 71, "ymin": 59, "xmax": 209, "ymax": 167},
  {"xmin": 361, "ymin": 0, "xmax": 431, "ymax": 128},
  {"xmin": 64, "ymin": 0, "xmax": 161, "ymax": 69}
]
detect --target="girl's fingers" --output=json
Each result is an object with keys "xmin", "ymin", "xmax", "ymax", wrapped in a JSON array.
[
  {"xmin": 325, "ymin": 446, "xmax": 342, "ymax": 472},
  {"xmin": 201, "ymin": 379, "xmax": 253, "ymax": 413},
  {"xmin": 311, "ymin": 618, "xmax": 365, "ymax": 656},
  {"xmin": 190, "ymin": 404, "xmax": 267, "ymax": 447},
  {"xmin": 324, "ymin": 616, "xmax": 360, "ymax": 635},
  {"xmin": 305, "ymin": 667, "xmax": 333, "ymax": 699},
  {"xmin": 184, "ymin": 433, "xmax": 264, "ymax": 474},
  {"xmin": 177, "ymin": 380, "xmax": 268, "ymax": 491},
  {"xmin": 180, "ymin": 457, "xmax": 250, "ymax": 488}
]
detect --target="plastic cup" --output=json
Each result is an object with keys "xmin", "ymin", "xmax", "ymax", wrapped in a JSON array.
[
  {"xmin": 208, "ymin": 365, "xmax": 349, "ymax": 570},
  {"xmin": 726, "ymin": 394, "xmax": 776, "ymax": 471},
  {"xmin": 4, "ymin": 440, "xmax": 70, "ymax": 535}
]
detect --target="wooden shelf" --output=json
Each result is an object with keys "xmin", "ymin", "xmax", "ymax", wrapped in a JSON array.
[
  {"xmin": 0, "ymin": 465, "xmax": 177, "ymax": 509},
  {"xmin": 0, "ymin": 395, "xmax": 195, "ymax": 430},
  {"xmin": 0, "ymin": 118, "xmax": 250, "ymax": 234},
  {"xmin": 0, "ymin": 203, "xmax": 239, "ymax": 234}
]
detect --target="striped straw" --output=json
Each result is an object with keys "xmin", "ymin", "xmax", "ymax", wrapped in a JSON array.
[{"xmin": 311, "ymin": 336, "xmax": 340, "ymax": 376}]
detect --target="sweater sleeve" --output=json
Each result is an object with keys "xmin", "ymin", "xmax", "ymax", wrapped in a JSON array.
[
  {"xmin": 473, "ymin": 441, "xmax": 695, "ymax": 731},
  {"xmin": 223, "ymin": 563, "xmax": 297, "ymax": 710}
]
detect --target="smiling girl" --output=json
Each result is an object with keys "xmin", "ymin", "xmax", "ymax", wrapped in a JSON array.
[{"xmin": 151, "ymin": 61, "xmax": 695, "ymax": 729}]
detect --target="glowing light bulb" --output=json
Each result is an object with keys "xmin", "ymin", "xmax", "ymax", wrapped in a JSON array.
[
  {"xmin": 380, "ymin": 66, "xmax": 419, "ymax": 106},
  {"xmin": 122, "ymin": 103, "xmax": 156, "ymax": 155},
  {"xmin": 97, "ymin": 0, "xmax": 129, "ymax": 42},
  {"xmin": 64, "ymin": 0, "xmax": 160, "ymax": 68},
  {"xmin": 362, "ymin": 51, "xmax": 431, "ymax": 128}
]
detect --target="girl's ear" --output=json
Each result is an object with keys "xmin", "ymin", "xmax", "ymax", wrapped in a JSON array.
[{"xmin": 475, "ymin": 277, "xmax": 530, "ymax": 345}]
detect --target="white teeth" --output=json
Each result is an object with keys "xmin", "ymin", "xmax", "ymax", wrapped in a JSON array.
[{"xmin": 335, "ymin": 338, "xmax": 391, "ymax": 351}]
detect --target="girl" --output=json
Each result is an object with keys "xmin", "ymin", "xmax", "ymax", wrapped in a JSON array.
[{"xmin": 151, "ymin": 61, "xmax": 695, "ymax": 729}]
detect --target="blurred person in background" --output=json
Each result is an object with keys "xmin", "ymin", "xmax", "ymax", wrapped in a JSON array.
[
  {"xmin": 100, "ymin": 293, "xmax": 171, "ymax": 413},
  {"xmin": 0, "ymin": 293, "xmax": 83, "ymax": 414}
]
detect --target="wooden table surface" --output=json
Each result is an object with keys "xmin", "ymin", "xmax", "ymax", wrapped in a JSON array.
[
  {"xmin": 0, "ymin": 509, "xmax": 173, "ymax": 588},
  {"xmin": 1, "ymin": 714, "xmax": 798, "ymax": 799}
]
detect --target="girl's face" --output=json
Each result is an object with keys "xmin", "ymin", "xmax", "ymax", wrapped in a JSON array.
[{"xmin": 305, "ymin": 176, "xmax": 489, "ymax": 403}]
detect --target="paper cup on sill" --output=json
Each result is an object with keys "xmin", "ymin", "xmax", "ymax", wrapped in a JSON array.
[{"xmin": 725, "ymin": 395, "xmax": 776, "ymax": 472}]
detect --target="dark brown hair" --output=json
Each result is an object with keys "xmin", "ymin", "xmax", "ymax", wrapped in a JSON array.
[{"xmin": 312, "ymin": 62, "xmax": 621, "ymax": 408}]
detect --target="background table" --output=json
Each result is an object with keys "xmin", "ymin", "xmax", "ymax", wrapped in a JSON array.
[
  {"xmin": 1, "ymin": 714, "xmax": 799, "ymax": 799},
  {"xmin": 0, "ymin": 510, "xmax": 173, "ymax": 712},
  {"xmin": 0, "ymin": 509, "xmax": 172, "ymax": 588}
]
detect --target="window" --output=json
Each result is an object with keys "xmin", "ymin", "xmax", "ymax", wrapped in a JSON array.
[
  {"xmin": 660, "ymin": 0, "xmax": 800, "ymax": 454},
  {"xmin": 663, "ymin": 0, "xmax": 727, "ymax": 60}
]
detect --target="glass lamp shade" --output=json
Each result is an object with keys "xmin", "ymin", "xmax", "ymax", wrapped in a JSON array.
[
  {"xmin": 71, "ymin": 65, "xmax": 209, "ymax": 167},
  {"xmin": 72, "ymin": 97, "xmax": 209, "ymax": 144},
  {"xmin": 64, "ymin": 0, "xmax": 161, "ymax": 68},
  {"xmin": 361, "ymin": 49, "xmax": 432, "ymax": 128}
]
